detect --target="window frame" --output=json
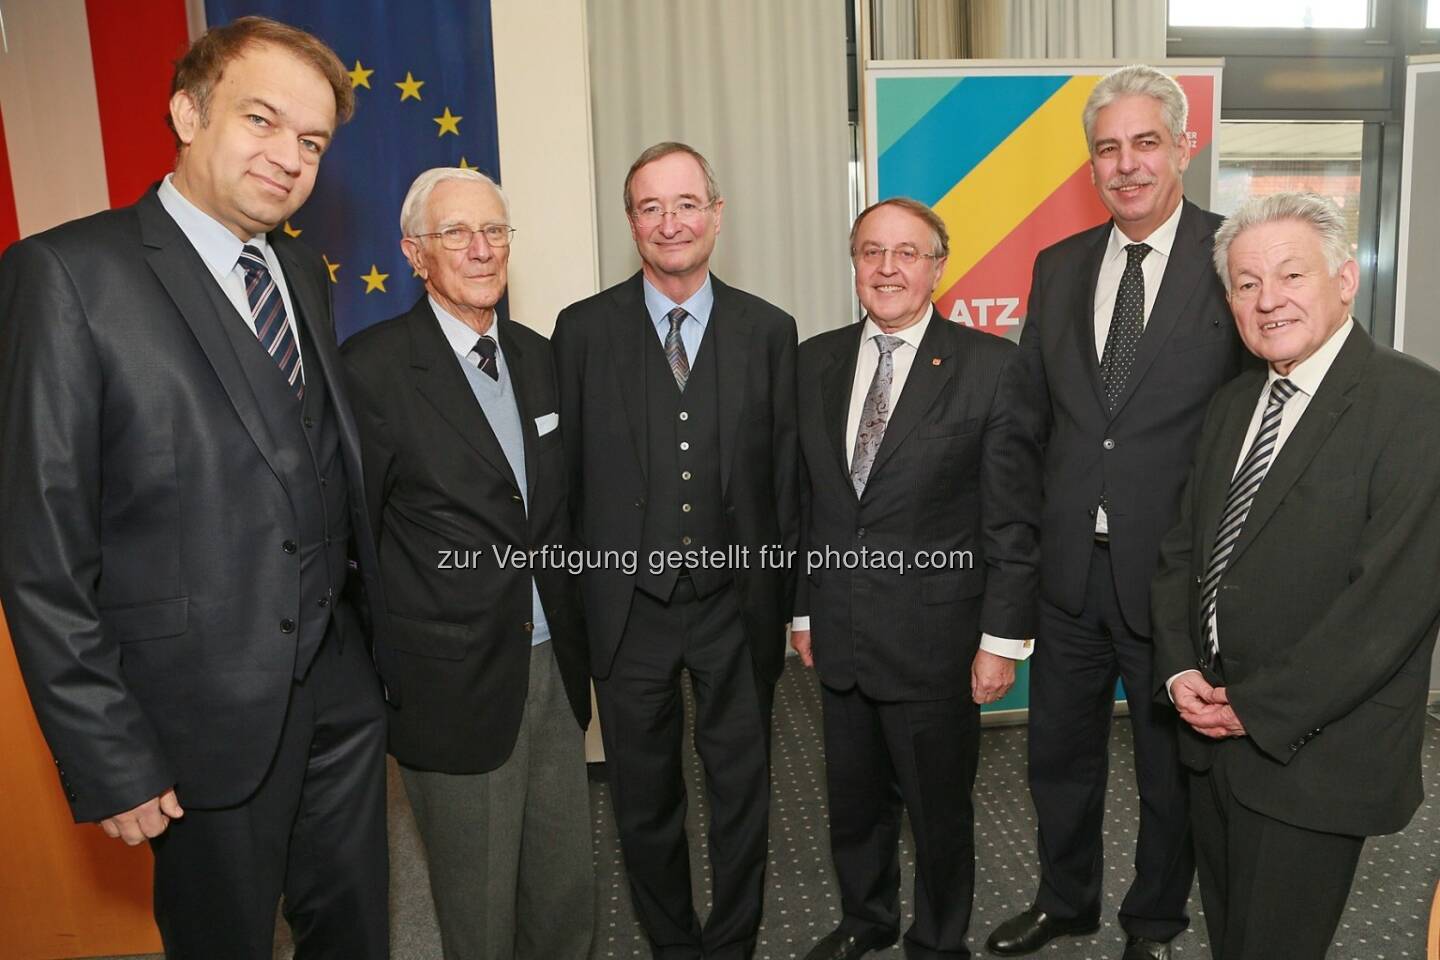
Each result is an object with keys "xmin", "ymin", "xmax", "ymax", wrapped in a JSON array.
[{"xmin": 1166, "ymin": 0, "xmax": 1395, "ymax": 57}]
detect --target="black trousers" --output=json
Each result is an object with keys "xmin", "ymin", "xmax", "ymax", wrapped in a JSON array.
[
  {"xmin": 595, "ymin": 579, "xmax": 773, "ymax": 960},
  {"xmin": 822, "ymin": 683, "xmax": 980, "ymax": 960},
  {"xmin": 1027, "ymin": 542, "xmax": 1194, "ymax": 941},
  {"xmin": 1190, "ymin": 745, "xmax": 1364, "ymax": 960},
  {"xmin": 149, "ymin": 611, "xmax": 389, "ymax": 960}
]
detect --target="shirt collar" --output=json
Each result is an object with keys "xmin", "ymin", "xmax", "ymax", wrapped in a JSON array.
[
  {"xmin": 643, "ymin": 274, "xmax": 714, "ymax": 333},
  {"xmin": 157, "ymin": 173, "xmax": 266, "ymax": 276},
  {"xmin": 1268, "ymin": 317, "xmax": 1353, "ymax": 398},
  {"xmin": 430, "ymin": 295, "xmax": 500, "ymax": 359},
  {"xmin": 1104, "ymin": 197, "xmax": 1184, "ymax": 266},
  {"xmin": 860, "ymin": 311, "xmax": 929, "ymax": 352}
]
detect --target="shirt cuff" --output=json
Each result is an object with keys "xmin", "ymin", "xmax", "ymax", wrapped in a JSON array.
[
  {"xmin": 1166, "ymin": 669, "xmax": 1202, "ymax": 702},
  {"xmin": 980, "ymin": 633, "xmax": 1034, "ymax": 660},
  {"xmin": 790, "ymin": 616, "xmax": 811, "ymax": 632}
]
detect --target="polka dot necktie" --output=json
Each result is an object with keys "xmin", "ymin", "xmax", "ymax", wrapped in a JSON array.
[{"xmin": 1099, "ymin": 242, "xmax": 1151, "ymax": 412}]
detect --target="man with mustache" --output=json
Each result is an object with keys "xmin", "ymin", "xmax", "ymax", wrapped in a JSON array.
[{"xmin": 987, "ymin": 65, "xmax": 1249, "ymax": 960}]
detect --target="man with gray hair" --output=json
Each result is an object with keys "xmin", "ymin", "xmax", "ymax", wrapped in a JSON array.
[
  {"xmin": 989, "ymin": 65, "xmax": 1249, "ymax": 960},
  {"xmin": 1151, "ymin": 192, "xmax": 1440, "ymax": 959},
  {"xmin": 341, "ymin": 167, "xmax": 594, "ymax": 959}
]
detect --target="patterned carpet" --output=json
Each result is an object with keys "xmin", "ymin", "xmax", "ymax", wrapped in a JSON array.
[{"xmin": 101, "ymin": 659, "xmax": 1440, "ymax": 959}]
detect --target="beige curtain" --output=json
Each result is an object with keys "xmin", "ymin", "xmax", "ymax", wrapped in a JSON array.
[
  {"xmin": 871, "ymin": 0, "xmax": 1165, "ymax": 61},
  {"xmin": 586, "ymin": 0, "xmax": 853, "ymax": 340}
]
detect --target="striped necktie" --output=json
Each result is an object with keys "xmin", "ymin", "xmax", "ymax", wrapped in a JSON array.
[
  {"xmin": 664, "ymin": 306, "xmax": 690, "ymax": 392},
  {"xmin": 1200, "ymin": 378, "xmax": 1299, "ymax": 662},
  {"xmin": 239, "ymin": 244, "xmax": 304, "ymax": 399}
]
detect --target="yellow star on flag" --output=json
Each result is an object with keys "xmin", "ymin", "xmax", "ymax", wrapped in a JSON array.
[
  {"xmin": 395, "ymin": 71, "xmax": 425, "ymax": 102},
  {"xmin": 457, "ymin": 156, "xmax": 477, "ymax": 171},
  {"xmin": 322, "ymin": 255, "xmax": 340, "ymax": 284},
  {"xmin": 361, "ymin": 264, "xmax": 389, "ymax": 293},
  {"xmin": 282, "ymin": 221, "xmax": 302, "ymax": 238},
  {"xmin": 433, "ymin": 107, "xmax": 462, "ymax": 137},
  {"xmin": 347, "ymin": 60, "xmax": 374, "ymax": 89}
]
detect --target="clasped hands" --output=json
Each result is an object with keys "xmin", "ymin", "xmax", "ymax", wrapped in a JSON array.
[{"xmin": 1171, "ymin": 671, "xmax": 1246, "ymax": 739}]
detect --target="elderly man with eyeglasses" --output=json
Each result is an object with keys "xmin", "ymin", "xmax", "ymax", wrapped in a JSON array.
[
  {"xmin": 787, "ymin": 197, "xmax": 1041, "ymax": 960},
  {"xmin": 341, "ymin": 166, "xmax": 595, "ymax": 960},
  {"xmin": 553, "ymin": 142, "xmax": 800, "ymax": 960}
]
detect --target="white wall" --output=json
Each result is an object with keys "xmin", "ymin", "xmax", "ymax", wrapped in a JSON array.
[{"xmin": 491, "ymin": 0, "xmax": 601, "ymax": 336}]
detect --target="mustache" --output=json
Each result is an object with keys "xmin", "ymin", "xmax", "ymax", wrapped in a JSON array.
[{"xmin": 1107, "ymin": 174, "xmax": 1157, "ymax": 190}]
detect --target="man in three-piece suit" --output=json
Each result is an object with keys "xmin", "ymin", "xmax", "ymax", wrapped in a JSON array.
[
  {"xmin": 789, "ymin": 197, "xmax": 1040, "ymax": 960},
  {"xmin": 0, "ymin": 18, "xmax": 390, "ymax": 958},
  {"xmin": 989, "ymin": 66, "xmax": 1249, "ymax": 960},
  {"xmin": 552, "ymin": 142, "xmax": 799, "ymax": 960},
  {"xmin": 1152, "ymin": 192, "xmax": 1440, "ymax": 960},
  {"xmin": 341, "ymin": 168, "xmax": 593, "ymax": 960}
]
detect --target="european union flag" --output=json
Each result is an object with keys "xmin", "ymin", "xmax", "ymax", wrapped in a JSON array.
[{"xmin": 204, "ymin": 0, "xmax": 501, "ymax": 340}]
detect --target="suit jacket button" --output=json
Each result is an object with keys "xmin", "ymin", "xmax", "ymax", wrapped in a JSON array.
[
  {"xmin": 523, "ymin": 621, "xmax": 534, "ymax": 633},
  {"xmin": 512, "ymin": 493, "xmax": 523, "ymax": 503},
  {"xmin": 634, "ymin": 498, "xmax": 646, "ymax": 508},
  {"xmin": 304, "ymin": 416, "xmax": 315, "ymax": 428},
  {"xmin": 280, "ymin": 618, "xmax": 296, "ymax": 634},
  {"xmin": 283, "ymin": 540, "xmax": 298, "ymax": 554},
  {"xmin": 1102, "ymin": 438, "xmax": 1116, "ymax": 450},
  {"xmin": 856, "ymin": 527, "xmax": 866, "ymax": 538}
]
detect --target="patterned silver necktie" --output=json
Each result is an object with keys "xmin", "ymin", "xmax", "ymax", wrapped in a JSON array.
[
  {"xmin": 1200, "ymin": 378, "xmax": 1300, "ymax": 662},
  {"xmin": 849, "ymin": 334, "xmax": 905, "ymax": 497},
  {"xmin": 664, "ymin": 306, "xmax": 690, "ymax": 391}
]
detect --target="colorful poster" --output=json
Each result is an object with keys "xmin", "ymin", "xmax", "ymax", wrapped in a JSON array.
[{"xmin": 864, "ymin": 63, "xmax": 1221, "ymax": 712}]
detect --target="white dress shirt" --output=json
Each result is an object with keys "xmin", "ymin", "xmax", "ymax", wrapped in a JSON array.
[
  {"xmin": 1092, "ymin": 200, "xmax": 1183, "ymax": 534},
  {"xmin": 157, "ymin": 174, "xmax": 305, "ymax": 369},
  {"xmin": 793, "ymin": 314, "xmax": 1033, "ymax": 661},
  {"xmin": 1167, "ymin": 317, "xmax": 1355, "ymax": 697}
]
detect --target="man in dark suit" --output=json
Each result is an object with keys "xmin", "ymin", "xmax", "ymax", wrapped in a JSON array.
[
  {"xmin": 0, "ymin": 18, "xmax": 389, "ymax": 959},
  {"xmin": 341, "ymin": 167, "xmax": 593, "ymax": 960},
  {"xmin": 790, "ymin": 197, "xmax": 1040, "ymax": 960},
  {"xmin": 552, "ymin": 142, "xmax": 799, "ymax": 960},
  {"xmin": 1152, "ymin": 192, "xmax": 1440, "ymax": 960},
  {"xmin": 988, "ymin": 65, "xmax": 1249, "ymax": 960}
]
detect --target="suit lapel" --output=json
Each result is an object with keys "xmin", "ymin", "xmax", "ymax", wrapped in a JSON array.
[
  {"xmin": 1224, "ymin": 326, "xmax": 1369, "ymax": 569},
  {"xmin": 496, "ymin": 319, "xmax": 540, "ymax": 502},
  {"xmin": 1108, "ymin": 200, "xmax": 1213, "ymax": 419},
  {"xmin": 868, "ymin": 310, "xmax": 954, "ymax": 483},
  {"xmin": 1196, "ymin": 372, "xmax": 1266, "ymax": 575},
  {"xmin": 138, "ymin": 193, "xmax": 287, "ymax": 485},
  {"xmin": 608, "ymin": 275, "xmax": 650, "ymax": 481},
  {"xmin": 821, "ymin": 324, "xmax": 865, "ymax": 483},
  {"xmin": 405, "ymin": 299, "xmax": 519, "ymax": 489},
  {"xmin": 1076, "ymin": 228, "xmax": 1109, "ymax": 412},
  {"xmin": 712, "ymin": 278, "xmax": 753, "ymax": 496}
]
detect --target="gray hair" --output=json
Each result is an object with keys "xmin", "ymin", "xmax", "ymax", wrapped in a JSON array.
[
  {"xmin": 849, "ymin": 197, "xmax": 949, "ymax": 258},
  {"xmin": 400, "ymin": 167, "xmax": 509, "ymax": 236},
  {"xmin": 623, "ymin": 141, "xmax": 722, "ymax": 212},
  {"xmin": 1082, "ymin": 64, "xmax": 1188, "ymax": 150},
  {"xmin": 1212, "ymin": 192, "xmax": 1352, "ymax": 293}
]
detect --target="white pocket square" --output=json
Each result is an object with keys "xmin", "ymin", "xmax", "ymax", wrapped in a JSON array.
[{"xmin": 535, "ymin": 412, "xmax": 559, "ymax": 437}]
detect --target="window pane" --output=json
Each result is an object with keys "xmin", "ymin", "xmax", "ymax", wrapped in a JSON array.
[
  {"xmin": 1169, "ymin": 0, "xmax": 1369, "ymax": 28},
  {"xmin": 1430, "ymin": 0, "xmax": 1440, "ymax": 28},
  {"xmin": 1214, "ymin": 121, "xmax": 1363, "ymax": 260}
]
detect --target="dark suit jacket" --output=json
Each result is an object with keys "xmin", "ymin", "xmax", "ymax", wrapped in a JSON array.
[
  {"xmin": 0, "ymin": 188, "xmax": 387, "ymax": 822},
  {"xmin": 1151, "ymin": 324, "xmax": 1440, "ymax": 837},
  {"xmin": 794, "ymin": 312, "xmax": 1040, "ymax": 701},
  {"xmin": 341, "ymin": 297, "xmax": 590, "ymax": 774},
  {"xmin": 552, "ymin": 272, "xmax": 799, "ymax": 683},
  {"xmin": 1016, "ymin": 199, "xmax": 1250, "ymax": 633}
]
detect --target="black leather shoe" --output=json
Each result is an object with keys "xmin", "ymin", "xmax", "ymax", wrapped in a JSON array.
[
  {"xmin": 801, "ymin": 928, "xmax": 899, "ymax": 960},
  {"xmin": 1121, "ymin": 935, "xmax": 1172, "ymax": 960},
  {"xmin": 985, "ymin": 907, "xmax": 1101, "ymax": 955}
]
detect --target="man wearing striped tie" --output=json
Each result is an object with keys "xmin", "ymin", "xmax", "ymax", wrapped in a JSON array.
[
  {"xmin": 1152, "ymin": 192, "xmax": 1440, "ymax": 960},
  {"xmin": 0, "ymin": 17, "xmax": 390, "ymax": 958}
]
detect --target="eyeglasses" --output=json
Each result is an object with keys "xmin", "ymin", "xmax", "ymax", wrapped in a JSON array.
[
  {"xmin": 853, "ymin": 244, "xmax": 942, "ymax": 266},
  {"xmin": 629, "ymin": 200, "xmax": 718, "ymax": 227},
  {"xmin": 411, "ymin": 224, "xmax": 517, "ymax": 250}
]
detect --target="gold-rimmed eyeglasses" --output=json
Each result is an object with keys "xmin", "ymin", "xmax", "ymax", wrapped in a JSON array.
[
  {"xmin": 411, "ymin": 224, "xmax": 517, "ymax": 250},
  {"xmin": 852, "ymin": 244, "xmax": 942, "ymax": 266}
]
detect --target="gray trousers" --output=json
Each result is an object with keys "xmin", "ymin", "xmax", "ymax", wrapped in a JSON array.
[{"xmin": 400, "ymin": 641, "xmax": 594, "ymax": 960}]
